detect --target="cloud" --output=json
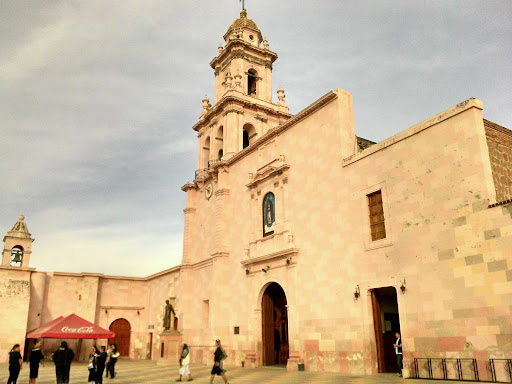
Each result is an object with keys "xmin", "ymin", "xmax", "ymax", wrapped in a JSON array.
[{"xmin": 0, "ymin": 0, "xmax": 511, "ymax": 276}]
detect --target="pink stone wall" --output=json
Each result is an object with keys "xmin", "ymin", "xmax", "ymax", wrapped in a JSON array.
[{"xmin": 0, "ymin": 268, "xmax": 31, "ymax": 361}]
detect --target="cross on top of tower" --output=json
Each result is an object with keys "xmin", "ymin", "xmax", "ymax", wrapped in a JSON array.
[{"xmin": 239, "ymin": 0, "xmax": 246, "ymax": 11}]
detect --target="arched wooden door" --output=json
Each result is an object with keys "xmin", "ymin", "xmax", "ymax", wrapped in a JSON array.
[
  {"xmin": 109, "ymin": 318, "xmax": 131, "ymax": 356},
  {"xmin": 262, "ymin": 283, "xmax": 289, "ymax": 366}
]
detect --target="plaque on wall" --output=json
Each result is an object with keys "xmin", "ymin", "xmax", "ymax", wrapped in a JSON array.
[{"xmin": 263, "ymin": 193, "xmax": 275, "ymax": 236}]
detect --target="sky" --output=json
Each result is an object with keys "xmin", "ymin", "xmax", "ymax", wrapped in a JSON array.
[{"xmin": 1, "ymin": 1, "xmax": 511, "ymax": 277}]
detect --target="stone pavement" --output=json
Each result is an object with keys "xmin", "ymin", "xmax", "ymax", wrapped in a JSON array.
[{"xmin": 0, "ymin": 360, "xmax": 492, "ymax": 383}]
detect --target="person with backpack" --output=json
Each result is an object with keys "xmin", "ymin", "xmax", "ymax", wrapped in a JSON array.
[
  {"xmin": 7, "ymin": 344, "xmax": 22, "ymax": 384},
  {"xmin": 52, "ymin": 341, "xmax": 75, "ymax": 384}
]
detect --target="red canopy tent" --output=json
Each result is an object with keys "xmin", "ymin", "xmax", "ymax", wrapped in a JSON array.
[{"xmin": 27, "ymin": 313, "xmax": 115, "ymax": 339}]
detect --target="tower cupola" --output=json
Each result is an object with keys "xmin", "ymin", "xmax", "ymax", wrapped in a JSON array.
[
  {"xmin": 224, "ymin": 10, "xmax": 263, "ymax": 48},
  {"xmin": 2, "ymin": 215, "xmax": 35, "ymax": 268}
]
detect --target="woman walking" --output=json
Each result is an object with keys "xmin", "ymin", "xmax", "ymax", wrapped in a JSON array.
[
  {"xmin": 88, "ymin": 346, "xmax": 98, "ymax": 384},
  {"xmin": 209, "ymin": 340, "xmax": 229, "ymax": 384},
  {"xmin": 29, "ymin": 340, "xmax": 44, "ymax": 384},
  {"xmin": 176, "ymin": 343, "xmax": 192, "ymax": 382},
  {"xmin": 7, "ymin": 344, "xmax": 22, "ymax": 384}
]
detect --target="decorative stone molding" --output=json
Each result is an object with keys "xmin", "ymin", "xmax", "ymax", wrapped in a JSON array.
[
  {"xmin": 240, "ymin": 247, "xmax": 299, "ymax": 271},
  {"xmin": 246, "ymin": 157, "xmax": 290, "ymax": 189},
  {"xmin": 222, "ymin": 108, "xmax": 244, "ymax": 116}
]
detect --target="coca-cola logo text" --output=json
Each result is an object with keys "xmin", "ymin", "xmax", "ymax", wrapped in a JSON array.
[{"xmin": 61, "ymin": 326, "xmax": 94, "ymax": 333}]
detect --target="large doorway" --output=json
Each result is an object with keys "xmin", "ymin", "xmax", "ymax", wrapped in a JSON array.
[
  {"xmin": 109, "ymin": 318, "xmax": 131, "ymax": 356},
  {"xmin": 262, "ymin": 282, "xmax": 289, "ymax": 366},
  {"xmin": 371, "ymin": 287, "xmax": 401, "ymax": 373}
]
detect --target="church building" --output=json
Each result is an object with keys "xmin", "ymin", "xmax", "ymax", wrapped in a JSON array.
[{"xmin": 1, "ymin": 8, "xmax": 511, "ymax": 380}]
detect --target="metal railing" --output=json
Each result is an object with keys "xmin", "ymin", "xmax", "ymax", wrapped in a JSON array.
[
  {"xmin": 414, "ymin": 358, "xmax": 479, "ymax": 381},
  {"xmin": 489, "ymin": 359, "xmax": 512, "ymax": 383}
]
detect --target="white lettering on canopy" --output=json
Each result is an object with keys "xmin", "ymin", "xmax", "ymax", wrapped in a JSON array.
[{"xmin": 61, "ymin": 326, "xmax": 94, "ymax": 333}]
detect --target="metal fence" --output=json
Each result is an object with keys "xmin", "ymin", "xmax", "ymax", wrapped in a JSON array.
[{"xmin": 413, "ymin": 358, "xmax": 512, "ymax": 383}]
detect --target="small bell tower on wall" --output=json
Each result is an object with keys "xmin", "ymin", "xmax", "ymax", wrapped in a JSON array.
[{"xmin": 2, "ymin": 215, "xmax": 35, "ymax": 268}]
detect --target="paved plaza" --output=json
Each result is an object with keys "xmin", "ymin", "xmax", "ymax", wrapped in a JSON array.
[{"xmin": 0, "ymin": 360, "xmax": 492, "ymax": 384}]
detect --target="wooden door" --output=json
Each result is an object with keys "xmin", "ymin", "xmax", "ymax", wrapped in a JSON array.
[
  {"xmin": 109, "ymin": 318, "xmax": 131, "ymax": 356},
  {"xmin": 371, "ymin": 290, "xmax": 385, "ymax": 373},
  {"xmin": 262, "ymin": 291, "xmax": 274, "ymax": 365}
]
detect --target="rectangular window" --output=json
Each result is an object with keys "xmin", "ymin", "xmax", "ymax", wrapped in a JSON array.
[
  {"xmin": 234, "ymin": 326, "xmax": 240, "ymax": 335},
  {"xmin": 368, "ymin": 190, "xmax": 386, "ymax": 241}
]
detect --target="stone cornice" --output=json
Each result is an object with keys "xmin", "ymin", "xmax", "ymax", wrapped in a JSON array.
[
  {"xmin": 181, "ymin": 183, "xmax": 197, "ymax": 192},
  {"xmin": 183, "ymin": 207, "xmax": 197, "ymax": 214},
  {"xmin": 224, "ymin": 90, "xmax": 338, "ymax": 165},
  {"xmin": 193, "ymin": 94, "xmax": 292, "ymax": 132},
  {"xmin": 342, "ymin": 97, "xmax": 484, "ymax": 167},
  {"xmin": 0, "ymin": 265, "xmax": 36, "ymax": 272},
  {"xmin": 241, "ymin": 248, "xmax": 299, "ymax": 268},
  {"xmin": 210, "ymin": 39, "xmax": 278, "ymax": 70},
  {"xmin": 215, "ymin": 188, "xmax": 230, "ymax": 197}
]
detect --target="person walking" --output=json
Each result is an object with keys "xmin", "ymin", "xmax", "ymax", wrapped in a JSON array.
[
  {"xmin": 177, "ymin": 343, "xmax": 192, "ymax": 382},
  {"xmin": 29, "ymin": 340, "xmax": 44, "ymax": 384},
  {"xmin": 52, "ymin": 341, "xmax": 75, "ymax": 384},
  {"xmin": 106, "ymin": 344, "xmax": 119, "ymax": 379},
  {"xmin": 7, "ymin": 344, "xmax": 22, "ymax": 384},
  {"xmin": 95, "ymin": 346, "xmax": 108, "ymax": 384},
  {"xmin": 393, "ymin": 331, "xmax": 403, "ymax": 377},
  {"xmin": 209, "ymin": 340, "xmax": 229, "ymax": 384},
  {"xmin": 88, "ymin": 346, "xmax": 98, "ymax": 384}
]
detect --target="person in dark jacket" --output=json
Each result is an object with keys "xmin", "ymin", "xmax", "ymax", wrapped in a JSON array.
[
  {"xmin": 52, "ymin": 341, "xmax": 75, "ymax": 384},
  {"xmin": 209, "ymin": 339, "xmax": 229, "ymax": 384},
  {"xmin": 393, "ymin": 331, "xmax": 403, "ymax": 377},
  {"xmin": 7, "ymin": 344, "xmax": 22, "ymax": 384},
  {"xmin": 95, "ymin": 346, "xmax": 108, "ymax": 384},
  {"xmin": 29, "ymin": 340, "xmax": 44, "ymax": 384}
]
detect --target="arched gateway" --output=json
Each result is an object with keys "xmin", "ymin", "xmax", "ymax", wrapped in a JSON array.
[{"xmin": 261, "ymin": 282, "xmax": 289, "ymax": 366}]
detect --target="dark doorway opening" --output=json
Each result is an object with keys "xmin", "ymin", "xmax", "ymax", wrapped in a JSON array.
[
  {"xmin": 243, "ymin": 130, "xmax": 250, "ymax": 149},
  {"xmin": 371, "ymin": 286, "xmax": 401, "ymax": 373},
  {"xmin": 262, "ymin": 282, "xmax": 289, "ymax": 366},
  {"xmin": 109, "ymin": 318, "xmax": 131, "ymax": 357}
]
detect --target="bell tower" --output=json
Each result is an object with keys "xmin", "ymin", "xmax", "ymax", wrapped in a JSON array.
[
  {"xmin": 192, "ymin": 8, "xmax": 292, "ymax": 167},
  {"xmin": 2, "ymin": 215, "xmax": 34, "ymax": 268}
]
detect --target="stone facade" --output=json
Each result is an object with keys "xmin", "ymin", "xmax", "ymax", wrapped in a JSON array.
[{"xmin": 1, "ymin": 9, "xmax": 511, "ymax": 379}]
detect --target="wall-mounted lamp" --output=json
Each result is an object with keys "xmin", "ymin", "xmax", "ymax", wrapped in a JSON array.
[
  {"xmin": 286, "ymin": 257, "xmax": 291, "ymax": 265},
  {"xmin": 245, "ymin": 267, "xmax": 250, "ymax": 275},
  {"xmin": 400, "ymin": 278, "xmax": 406, "ymax": 294},
  {"xmin": 137, "ymin": 310, "xmax": 140, "ymax": 315},
  {"xmin": 354, "ymin": 285, "xmax": 360, "ymax": 300},
  {"xmin": 262, "ymin": 265, "xmax": 270, "ymax": 273},
  {"xmin": 105, "ymin": 309, "xmax": 108, "ymax": 314}
]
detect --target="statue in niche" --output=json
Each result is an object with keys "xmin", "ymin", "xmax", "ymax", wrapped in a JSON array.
[{"xmin": 163, "ymin": 299, "xmax": 176, "ymax": 331}]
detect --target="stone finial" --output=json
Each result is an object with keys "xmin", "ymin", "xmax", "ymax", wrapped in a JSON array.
[
  {"xmin": 19, "ymin": 215, "xmax": 25, "ymax": 221},
  {"xmin": 225, "ymin": 72, "xmax": 233, "ymax": 89},
  {"xmin": 263, "ymin": 37, "xmax": 269, "ymax": 50},
  {"xmin": 218, "ymin": 44, "xmax": 224, "ymax": 54},
  {"xmin": 277, "ymin": 85, "xmax": 286, "ymax": 106},
  {"xmin": 234, "ymin": 70, "xmax": 242, "ymax": 90},
  {"xmin": 201, "ymin": 94, "xmax": 211, "ymax": 117}
]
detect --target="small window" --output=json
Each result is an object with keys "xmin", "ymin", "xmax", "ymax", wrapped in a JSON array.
[
  {"xmin": 243, "ymin": 130, "xmax": 250, "ymax": 149},
  {"xmin": 248, "ymin": 69, "xmax": 257, "ymax": 96},
  {"xmin": 10, "ymin": 246, "xmax": 23, "ymax": 267},
  {"xmin": 368, "ymin": 190, "xmax": 386, "ymax": 241},
  {"xmin": 234, "ymin": 326, "xmax": 240, "ymax": 335},
  {"xmin": 263, "ymin": 192, "xmax": 275, "ymax": 236},
  {"xmin": 218, "ymin": 149, "xmax": 223, "ymax": 160}
]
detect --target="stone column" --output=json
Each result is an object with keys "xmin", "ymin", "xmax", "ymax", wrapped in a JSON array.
[{"xmin": 182, "ymin": 207, "xmax": 196, "ymax": 264}]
